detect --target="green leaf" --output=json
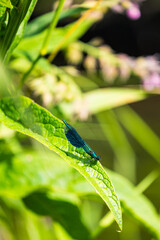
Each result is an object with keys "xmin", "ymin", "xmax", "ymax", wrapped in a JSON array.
[
  {"xmin": 0, "ymin": 5, "xmax": 6, "ymax": 32},
  {"xmin": 98, "ymin": 110, "xmax": 136, "ymax": 182},
  {"xmin": 53, "ymin": 222, "xmax": 78, "ymax": 240},
  {"xmin": 117, "ymin": 106, "xmax": 160, "ymax": 163},
  {"xmin": 0, "ymin": 142, "xmax": 159, "ymax": 238},
  {"xmin": 84, "ymin": 88, "xmax": 147, "ymax": 114},
  {"xmin": 23, "ymin": 191, "xmax": 90, "ymax": 240},
  {"xmin": 0, "ymin": 96, "xmax": 122, "ymax": 230},
  {"xmin": 24, "ymin": 7, "xmax": 87, "ymax": 38},
  {"xmin": 59, "ymin": 88, "xmax": 148, "ymax": 118},
  {"xmin": 15, "ymin": 20, "xmax": 94, "ymax": 59},
  {"xmin": 0, "ymin": 0, "xmax": 37, "ymax": 62},
  {"xmin": 108, "ymin": 170, "xmax": 160, "ymax": 239},
  {"xmin": 0, "ymin": 0, "xmax": 13, "ymax": 8},
  {"xmin": 0, "ymin": 149, "xmax": 75, "ymax": 197}
]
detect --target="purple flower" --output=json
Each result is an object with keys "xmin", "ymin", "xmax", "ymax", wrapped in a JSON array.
[
  {"xmin": 143, "ymin": 73, "xmax": 160, "ymax": 91},
  {"xmin": 126, "ymin": 3, "xmax": 141, "ymax": 20}
]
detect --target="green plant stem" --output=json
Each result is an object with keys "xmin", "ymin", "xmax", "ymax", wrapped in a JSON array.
[
  {"xmin": 19, "ymin": 0, "xmax": 65, "ymax": 90},
  {"xmin": 97, "ymin": 110, "xmax": 136, "ymax": 183},
  {"xmin": 18, "ymin": 54, "xmax": 41, "ymax": 89},
  {"xmin": 117, "ymin": 106, "xmax": 160, "ymax": 163},
  {"xmin": 78, "ymin": 41, "xmax": 119, "ymax": 65},
  {"xmin": 92, "ymin": 212, "xmax": 114, "ymax": 238},
  {"xmin": 48, "ymin": 0, "xmax": 102, "ymax": 62},
  {"xmin": 136, "ymin": 170, "xmax": 160, "ymax": 194},
  {"xmin": 41, "ymin": 0, "xmax": 66, "ymax": 56}
]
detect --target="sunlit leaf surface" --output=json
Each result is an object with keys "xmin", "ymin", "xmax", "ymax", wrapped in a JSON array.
[{"xmin": 0, "ymin": 96, "xmax": 122, "ymax": 230}]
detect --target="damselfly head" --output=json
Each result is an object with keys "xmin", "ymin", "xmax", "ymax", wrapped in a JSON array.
[{"xmin": 96, "ymin": 156, "xmax": 101, "ymax": 161}]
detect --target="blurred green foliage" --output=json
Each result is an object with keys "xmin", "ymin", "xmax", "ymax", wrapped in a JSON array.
[{"xmin": 0, "ymin": 0, "xmax": 160, "ymax": 240}]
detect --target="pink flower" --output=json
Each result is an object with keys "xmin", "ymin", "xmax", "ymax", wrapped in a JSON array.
[
  {"xmin": 112, "ymin": 4, "xmax": 124, "ymax": 14},
  {"xmin": 126, "ymin": 3, "xmax": 141, "ymax": 20},
  {"xmin": 143, "ymin": 73, "xmax": 160, "ymax": 91}
]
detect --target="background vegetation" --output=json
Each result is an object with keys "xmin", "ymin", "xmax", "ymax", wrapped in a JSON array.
[{"xmin": 0, "ymin": 0, "xmax": 160, "ymax": 239}]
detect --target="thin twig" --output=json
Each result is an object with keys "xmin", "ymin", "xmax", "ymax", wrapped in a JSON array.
[
  {"xmin": 18, "ymin": 0, "xmax": 65, "ymax": 89},
  {"xmin": 48, "ymin": 0, "xmax": 102, "ymax": 62}
]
